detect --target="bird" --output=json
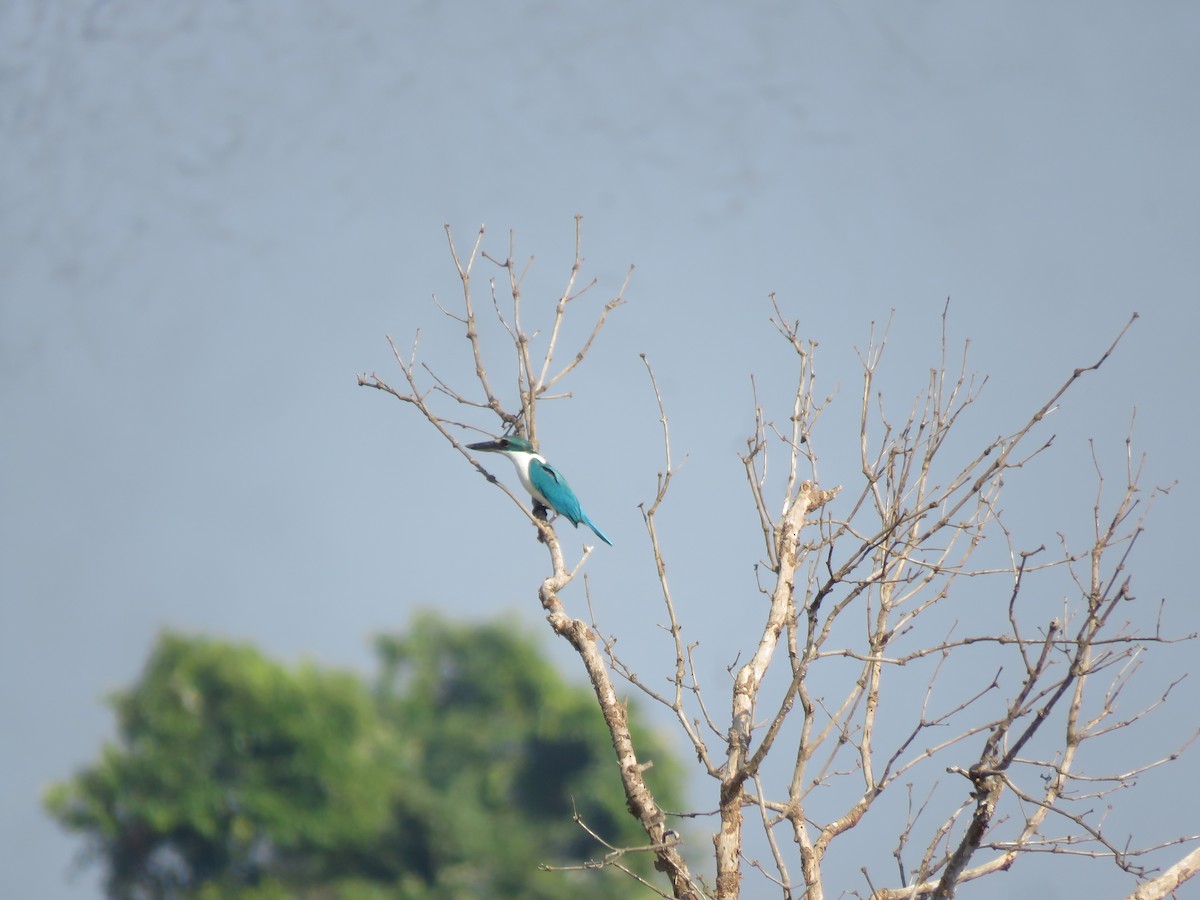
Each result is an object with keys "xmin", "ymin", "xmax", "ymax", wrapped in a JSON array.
[{"xmin": 467, "ymin": 434, "xmax": 613, "ymax": 546}]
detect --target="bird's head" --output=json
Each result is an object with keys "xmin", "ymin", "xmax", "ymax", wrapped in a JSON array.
[{"xmin": 467, "ymin": 434, "xmax": 536, "ymax": 455}]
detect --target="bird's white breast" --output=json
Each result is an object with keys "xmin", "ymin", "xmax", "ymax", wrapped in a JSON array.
[{"xmin": 502, "ymin": 450, "xmax": 550, "ymax": 505}]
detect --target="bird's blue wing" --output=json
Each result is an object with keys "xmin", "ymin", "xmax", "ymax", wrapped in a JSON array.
[
  {"xmin": 528, "ymin": 459, "xmax": 584, "ymax": 525},
  {"xmin": 529, "ymin": 459, "xmax": 613, "ymax": 545}
]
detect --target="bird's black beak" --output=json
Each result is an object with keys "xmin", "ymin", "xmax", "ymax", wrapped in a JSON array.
[{"xmin": 468, "ymin": 439, "xmax": 503, "ymax": 453}]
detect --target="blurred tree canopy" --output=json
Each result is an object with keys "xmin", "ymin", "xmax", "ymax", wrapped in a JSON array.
[{"xmin": 45, "ymin": 613, "xmax": 684, "ymax": 899}]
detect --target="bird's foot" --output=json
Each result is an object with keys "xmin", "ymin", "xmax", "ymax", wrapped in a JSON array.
[{"xmin": 532, "ymin": 502, "xmax": 554, "ymax": 543}]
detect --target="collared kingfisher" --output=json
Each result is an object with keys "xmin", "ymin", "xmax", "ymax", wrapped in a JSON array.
[{"xmin": 467, "ymin": 435, "xmax": 613, "ymax": 546}]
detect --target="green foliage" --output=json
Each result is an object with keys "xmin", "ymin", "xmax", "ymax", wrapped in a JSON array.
[
  {"xmin": 45, "ymin": 634, "xmax": 400, "ymax": 898},
  {"xmin": 370, "ymin": 613, "xmax": 684, "ymax": 899},
  {"xmin": 46, "ymin": 615, "xmax": 683, "ymax": 899}
]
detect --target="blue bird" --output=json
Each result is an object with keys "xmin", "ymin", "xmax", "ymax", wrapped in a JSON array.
[{"xmin": 468, "ymin": 435, "xmax": 612, "ymax": 546}]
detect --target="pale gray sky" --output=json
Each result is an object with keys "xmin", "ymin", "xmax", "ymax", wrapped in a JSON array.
[{"xmin": 3, "ymin": 2, "xmax": 1198, "ymax": 898}]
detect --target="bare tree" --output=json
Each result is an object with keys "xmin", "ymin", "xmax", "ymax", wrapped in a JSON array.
[{"xmin": 359, "ymin": 223, "xmax": 1197, "ymax": 900}]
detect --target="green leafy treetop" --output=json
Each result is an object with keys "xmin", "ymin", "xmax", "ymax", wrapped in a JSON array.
[{"xmin": 45, "ymin": 614, "xmax": 684, "ymax": 899}]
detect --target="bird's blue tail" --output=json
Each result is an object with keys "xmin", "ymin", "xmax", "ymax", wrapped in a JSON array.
[{"xmin": 581, "ymin": 514, "xmax": 613, "ymax": 546}]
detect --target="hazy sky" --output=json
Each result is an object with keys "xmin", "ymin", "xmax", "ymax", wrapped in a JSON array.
[{"xmin": 4, "ymin": 2, "xmax": 1198, "ymax": 898}]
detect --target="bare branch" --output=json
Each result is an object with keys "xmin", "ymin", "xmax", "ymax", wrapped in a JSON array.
[
  {"xmin": 1127, "ymin": 846, "xmax": 1200, "ymax": 900},
  {"xmin": 363, "ymin": 256, "xmax": 1187, "ymax": 900}
]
